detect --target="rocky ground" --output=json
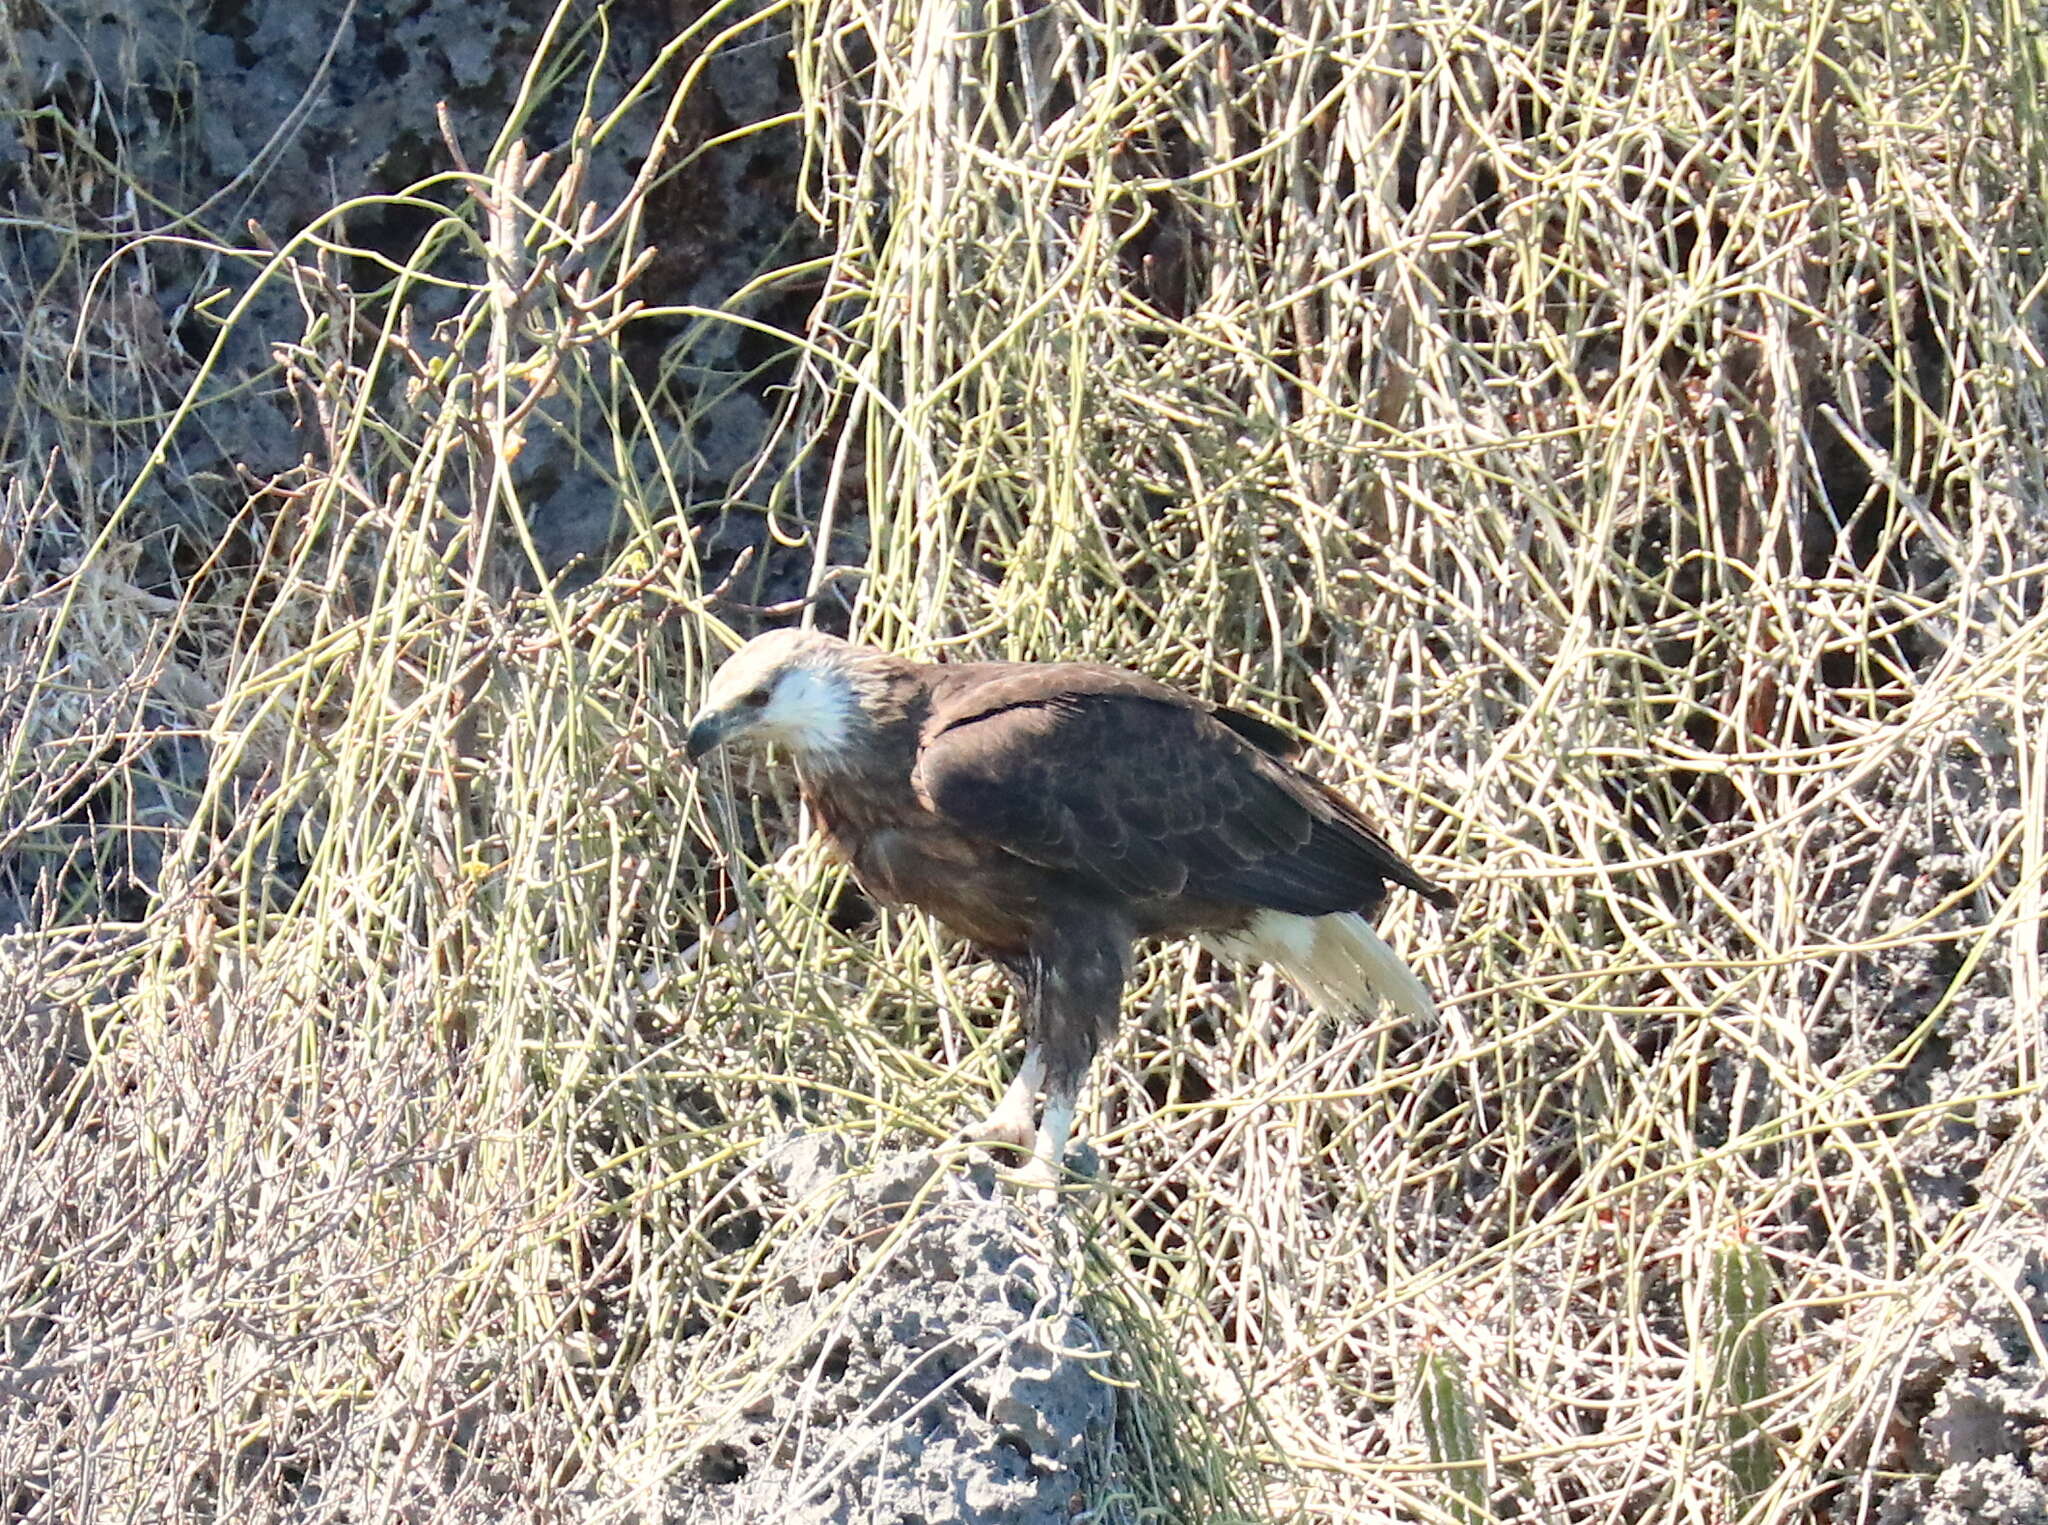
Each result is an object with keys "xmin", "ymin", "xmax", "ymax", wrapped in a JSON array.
[
  {"xmin": 1876, "ymin": 1248, "xmax": 2048, "ymax": 1525},
  {"xmin": 609, "ymin": 1140, "xmax": 1118, "ymax": 1525},
  {"xmin": 4, "ymin": 0, "xmax": 810, "ymax": 572}
]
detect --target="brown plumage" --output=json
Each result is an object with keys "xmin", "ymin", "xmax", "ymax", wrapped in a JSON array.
[{"xmin": 688, "ymin": 628, "xmax": 1452, "ymax": 1184}]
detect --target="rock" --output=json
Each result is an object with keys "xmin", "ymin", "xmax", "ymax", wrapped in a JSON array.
[
  {"xmin": 608, "ymin": 1140, "xmax": 1116, "ymax": 1524},
  {"xmin": 1874, "ymin": 1249, "xmax": 2048, "ymax": 1525}
]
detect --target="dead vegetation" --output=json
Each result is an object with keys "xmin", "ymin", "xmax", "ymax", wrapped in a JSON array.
[{"xmin": 1, "ymin": 0, "xmax": 2045, "ymax": 1521}]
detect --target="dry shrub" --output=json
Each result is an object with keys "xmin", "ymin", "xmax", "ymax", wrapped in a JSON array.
[{"xmin": 1, "ymin": 0, "xmax": 2043, "ymax": 1521}]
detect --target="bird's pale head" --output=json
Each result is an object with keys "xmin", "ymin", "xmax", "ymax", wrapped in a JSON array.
[{"xmin": 687, "ymin": 628, "xmax": 863, "ymax": 764}]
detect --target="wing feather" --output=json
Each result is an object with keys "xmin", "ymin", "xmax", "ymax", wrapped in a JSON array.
[{"xmin": 912, "ymin": 670, "xmax": 1445, "ymax": 915}]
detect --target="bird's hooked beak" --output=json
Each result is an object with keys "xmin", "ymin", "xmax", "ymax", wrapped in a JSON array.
[{"xmin": 685, "ymin": 708, "xmax": 729, "ymax": 763}]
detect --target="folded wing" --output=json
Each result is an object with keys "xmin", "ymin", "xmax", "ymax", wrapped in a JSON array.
[{"xmin": 912, "ymin": 670, "xmax": 1447, "ymax": 915}]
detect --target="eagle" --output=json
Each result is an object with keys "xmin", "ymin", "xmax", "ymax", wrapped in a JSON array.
[{"xmin": 687, "ymin": 628, "xmax": 1452, "ymax": 1185}]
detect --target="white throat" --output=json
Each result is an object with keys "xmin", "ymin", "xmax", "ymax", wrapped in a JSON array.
[{"xmin": 764, "ymin": 666, "xmax": 856, "ymax": 759}]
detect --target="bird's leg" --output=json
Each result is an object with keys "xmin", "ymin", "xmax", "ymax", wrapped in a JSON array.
[
  {"xmin": 1022, "ymin": 1076, "xmax": 1079, "ymax": 1190},
  {"xmin": 950, "ymin": 952, "xmax": 1044, "ymax": 1155},
  {"xmin": 1010, "ymin": 912, "xmax": 1132, "ymax": 1190},
  {"xmin": 969, "ymin": 1041, "xmax": 1044, "ymax": 1152}
]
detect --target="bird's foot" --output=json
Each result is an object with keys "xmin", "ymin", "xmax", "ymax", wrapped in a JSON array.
[
  {"xmin": 950, "ymin": 1108, "xmax": 1062, "ymax": 1190},
  {"xmin": 949, "ymin": 1081, "xmax": 1079, "ymax": 1193},
  {"xmin": 956, "ymin": 1104, "xmax": 1036, "ymax": 1155},
  {"xmin": 1008, "ymin": 1153, "xmax": 1061, "ymax": 1191}
]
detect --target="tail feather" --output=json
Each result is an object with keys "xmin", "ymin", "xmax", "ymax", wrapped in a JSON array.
[{"xmin": 1204, "ymin": 909, "xmax": 1438, "ymax": 1023}]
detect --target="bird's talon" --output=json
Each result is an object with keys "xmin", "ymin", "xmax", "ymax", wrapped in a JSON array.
[
  {"xmin": 957, "ymin": 1112, "xmax": 1036, "ymax": 1154},
  {"xmin": 1009, "ymin": 1155, "xmax": 1062, "ymax": 1191}
]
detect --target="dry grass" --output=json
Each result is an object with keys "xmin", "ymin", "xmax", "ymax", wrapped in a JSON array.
[{"xmin": 3, "ymin": 0, "xmax": 2045, "ymax": 1521}]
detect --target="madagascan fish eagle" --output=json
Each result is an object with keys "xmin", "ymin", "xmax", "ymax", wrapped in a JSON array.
[{"xmin": 687, "ymin": 628, "xmax": 1452, "ymax": 1185}]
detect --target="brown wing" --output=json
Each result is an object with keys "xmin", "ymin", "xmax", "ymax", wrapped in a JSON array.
[{"xmin": 911, "ymin": 666, "xmax": 1449, "ymax": 914}]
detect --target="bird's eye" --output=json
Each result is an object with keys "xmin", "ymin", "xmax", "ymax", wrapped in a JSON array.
[{"xmin": 742, "ymin": 685, "xmax": 774, "ymax": 708}]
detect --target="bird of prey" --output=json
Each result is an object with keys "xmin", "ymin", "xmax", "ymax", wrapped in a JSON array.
[{"xmin": 687, "ymin": 628, "xmax": 1452, "ymax": 1185}]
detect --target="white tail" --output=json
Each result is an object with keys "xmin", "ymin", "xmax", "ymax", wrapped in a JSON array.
[{"xmin": 1203, "ymin": 909, "xmax": 1438, "ymax": 1023}]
